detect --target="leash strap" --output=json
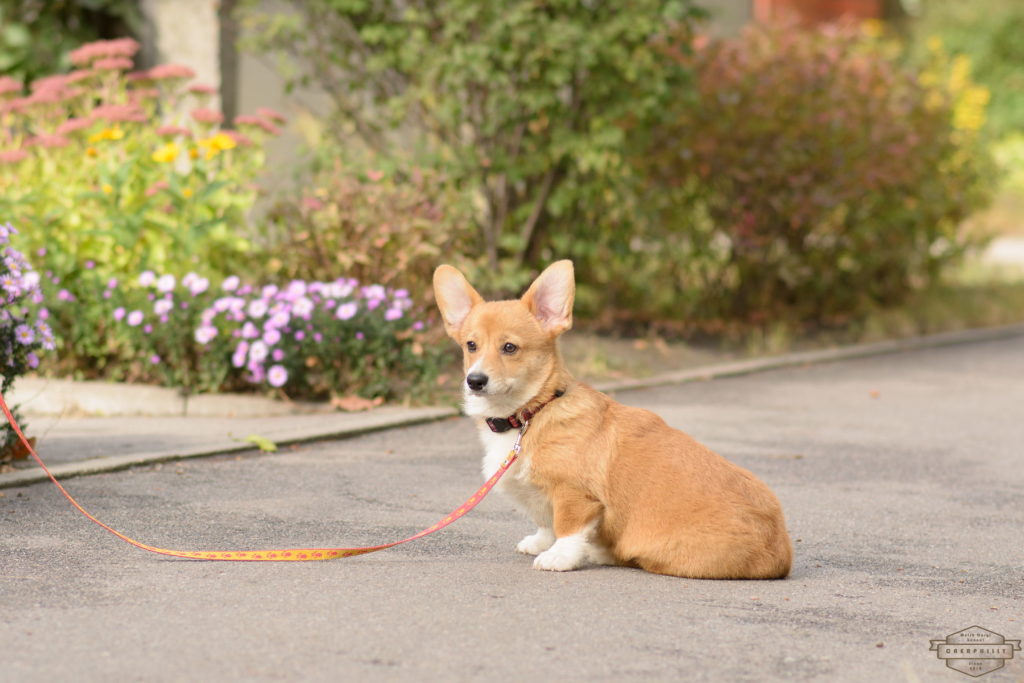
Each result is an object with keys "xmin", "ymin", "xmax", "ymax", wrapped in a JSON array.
[{"xmin": 0, "ymin": 392, "xmax": 523, "ymax": 562}]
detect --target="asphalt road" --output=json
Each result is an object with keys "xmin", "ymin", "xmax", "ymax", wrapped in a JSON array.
[{"xmin": 2, "ymin": 336, "xmax": 1023, "ymax": 682}]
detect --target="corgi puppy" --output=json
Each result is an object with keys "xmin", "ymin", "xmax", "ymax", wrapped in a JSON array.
[{"xmin": 433, "ymin": 261, "xmax": 792, "ymax": 579}]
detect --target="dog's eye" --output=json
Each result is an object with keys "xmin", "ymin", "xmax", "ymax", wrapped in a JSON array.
[
  {"xmin": 466, "ymin": 341, "xmax": 477, "ymax": 352},
  {"xmin": 502, "ymin": 342, "xmax": 518, "ymax": 354}
]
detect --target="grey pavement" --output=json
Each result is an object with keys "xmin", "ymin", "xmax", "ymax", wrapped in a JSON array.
[{"xmin": 1, "ymin": 335, "xmax": 1023, "ymax": 681}]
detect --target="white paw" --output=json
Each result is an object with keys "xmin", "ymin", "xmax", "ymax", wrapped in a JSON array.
[
  {"xmin": 533, "ymin": 536, "xmax": 587, "ymax": 572},
  {"xmin": 516, "ymin": 528, "xmax": 555, "ymax": 556}
]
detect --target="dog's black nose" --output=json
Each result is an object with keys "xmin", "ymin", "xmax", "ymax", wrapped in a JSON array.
[{"xmin": 466, "ymin": 372, "xmax": 489, "ymax": 391}]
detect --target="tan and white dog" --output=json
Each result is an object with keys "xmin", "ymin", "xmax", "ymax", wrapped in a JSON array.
[{"xmin": 433, "ymin": 260, "xmax": 792, "ymax": 579}]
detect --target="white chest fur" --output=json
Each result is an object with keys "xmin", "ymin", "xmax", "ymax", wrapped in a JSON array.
[{"xmin": 478, "ymin": 426, "xmax": 552, "ymax": 528}]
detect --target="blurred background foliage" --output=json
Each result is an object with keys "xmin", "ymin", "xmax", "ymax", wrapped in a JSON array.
[
  {"xmin": 0, "ymin": 0, "xmax": 140, "ymax": 82},
  {"xmin": 1, "ymin": 0, "xmax": 1022, "ymax": 400}
]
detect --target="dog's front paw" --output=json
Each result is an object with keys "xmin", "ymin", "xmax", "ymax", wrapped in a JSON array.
[
  {"xmin": 533, "ymin": 537, "xmax": 586, "ymax": 572},
  {"xmin": 516, "ymin": 528, "xmax": 555, "ymax": 556}
]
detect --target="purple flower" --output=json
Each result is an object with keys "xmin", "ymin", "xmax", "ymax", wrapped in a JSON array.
[
  {"xmin": 247, "ymin": 299, "xmax": 268, "ymax": 318},
  {"xmin": 156, "ymin": 274, "xmax": 176, "ymax": 292},
  {"xmin": 106, "ymin": 278, "xmax": 118, "ymax": 289},
  {"xmin": 221, "ymin": 275, "xmax": 240, "ymax": 292},
  {"xmin": 362, "ymin": 284, "xmax": 386, "ymax": 300},
  {"xmin": 294, "ymin": 330, "xmax": 305, "ymax": 341},
  {"xmin": 143, "ymin": 324, "xmax": 153, "ymax": 334},
  {"xmin": 384, "ymin": 307, "xmax": 403, "ymax": 322},
  {"xmin": 232, "ymin": 341, "xmax": 249, "ymax": 368},
  {"xmin": 261, "ymin": 285, "xmax": 279, "ymax": 299},
  {"xmin": 335, "ymin": 301, "xmax": 358, "ymax": 321},
  {"xmin": 194, "ymin": 325, "xmax": 218, "ymax": 344},
  {"xmin": 249, "ymin": 340, "xmax": 269, "ymax": 363},
  {"xmin": 267, "ymin": 364, "xmax": 288, "ymax": 388},
  {"xmin": 154, "ymin": 299, "xmax": 173, "ymax": 316},
  {"xmin": 189, "ymin": 277, "xmax": 209, "ymax": 296},
  {"xmin": 27, "ymin": 352, "xmax": 40, "ymax": 369},
  {"xmin": 149, "ymin": 354, "xmax": 161, "ymax": 364},
  {"xmin": 139, "ymin": 271, "xmax": 156, "ymax": 286},
  {"xmin": 267, "ymin": 310, "xmax": 290, "ymax": 329},
  {"xmin": 57, "ymin": 289, "xmax": 75, "ymax": 302},
  {"xmin": 412, "ymin": 321, "xmax": 425, "ymax": 331},
  {"xmin": 263, "ymin": 328, "xmax": 281, "ymax": 345},
  {"xmin": 271, "ymin": 349, "xmax": 285, "ymax": 361},
  {"xmin": 292, "ymin": 296, "xmax": 314, "ymax": 318},
  {"xmin": 241, "ymin": 321, "xmax": 259, "ymax": 339},
  {"xmin": 14, "ymin": 324, "xmax": 34, "ymax": 345},
  {"xmin": 113, "ymin": 307, "xmax": 126, "ymax": 321},
  {"xmin": 85, "ymin": 260, "xmax": 96, "ymax": 269},
  {"xmin": 126, "ymin": 310, "xmax": 144, "ymax": 326}
]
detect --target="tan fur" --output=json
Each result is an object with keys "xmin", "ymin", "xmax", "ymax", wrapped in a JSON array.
[{"xmin": 433, "ymin": 261, "xmax": 793, "ymax": 579}]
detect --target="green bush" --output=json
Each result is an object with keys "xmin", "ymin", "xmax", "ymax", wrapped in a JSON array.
[
  {"xmin": 638, "ymin": 20, "xmax": 996, "ymax": 326},
  {"xmin": 41, "ymin": 269, "xmax": 446, "ymax": 402},
  {"xmin": 239, "ymin": 0, "xmax": 704, "ymax": 294},
  {"xmin": 0, "ymin": 38, "xmax": 281, "ymax": 291},
  {"xmin": 0, "ymin": 221, "xmax": 53, "ymax": 458},
  {"xmin": 261, "ymin": 161, "xmax": 473, "ymax": 307}
]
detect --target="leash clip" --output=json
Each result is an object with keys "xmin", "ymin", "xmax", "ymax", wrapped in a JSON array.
[{"xmin": 502, "ymin": 421, "xmax": 529, "ymax": 468}]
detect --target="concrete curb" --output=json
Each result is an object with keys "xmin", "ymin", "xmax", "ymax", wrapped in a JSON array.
[
  {"xmin": 4, "ymin": 321, "xmax": 1023, "ymax": 489},
  {"xmin": 0, "ymin": 406, "xmax": 458, "ymax": 490},
  {"xmin": 594, "ymin": 322, "xmax": 1024, "ymax": 394}
]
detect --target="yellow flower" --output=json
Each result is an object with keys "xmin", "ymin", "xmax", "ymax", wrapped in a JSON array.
[
  {"xmin": 88, "ymin": 127, "xmax": 124, "ymax": 144},
  {"xmin": 861, "ymin": 19, "xmax": 884, "ymax": 38},
  {"xmin": 102, "ymin": 184, "xmax": 113, "ymax": 194},
  {"xmin": 86, "ymin": 146, "xmax": 98, "ymax": 157},
  {"xmin": 152, "ymin": 142, "xmax": 179, "ymax": 163},
  {"xmin": 196, "ymin": 132, "xmax": 237, "ymax": 160},
  {"xmin": 189, "ymin": 147, "xmax": 199, "ymax": 160},
  {"xmin": 182, "ymin": 187, "xmax": 193, "ymax": 199}
]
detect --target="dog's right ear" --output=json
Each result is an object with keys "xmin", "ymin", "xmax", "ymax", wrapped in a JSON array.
[{"xmin": 433, "ymin": 265, "xmax": 484, "ymax": 339}]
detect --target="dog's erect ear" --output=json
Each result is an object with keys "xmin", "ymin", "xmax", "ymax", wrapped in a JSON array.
[
  {"xmin": 433, "ymin": 265, "xmax": 484, "ymax": 339},
  {"xmin": 521, "ymin": 260, "xmax": 574, "ymax": 337}
]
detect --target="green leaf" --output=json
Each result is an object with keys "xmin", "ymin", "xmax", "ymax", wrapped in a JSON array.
[{"xmin": 245, "ymin": 434, "xmax": 278, "ymax": 453}]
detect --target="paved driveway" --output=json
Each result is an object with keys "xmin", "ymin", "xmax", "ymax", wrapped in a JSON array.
[{"xmin": 2, "ymin": 337, "xmax": 1022, "ymax": 681}]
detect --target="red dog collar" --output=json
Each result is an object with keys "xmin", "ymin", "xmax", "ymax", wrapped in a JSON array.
[{"xmin": 485, "ymin": 390, "xmax": 564, "ymax": 433}]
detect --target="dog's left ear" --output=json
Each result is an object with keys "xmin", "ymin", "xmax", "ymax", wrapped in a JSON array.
[{"xmin": 521, "ymin": 260, "xmax": 574, "ymax": 336}]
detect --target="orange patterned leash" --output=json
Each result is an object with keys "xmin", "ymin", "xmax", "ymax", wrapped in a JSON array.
[{"xmin": 0, "ymin": 391, "xmax": 524, "ymax": 562}]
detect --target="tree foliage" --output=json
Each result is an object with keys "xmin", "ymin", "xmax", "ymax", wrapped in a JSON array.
[{"xmin": 239, "ymin": 0, "xmax": 703, "ymax": 291}]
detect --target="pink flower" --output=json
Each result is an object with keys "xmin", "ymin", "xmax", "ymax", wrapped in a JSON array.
[
  {"xmin": 156, "ymin": 274, "xmax": 176, "ymax": 292},
  {"xmin": 190, "ymin": 107, "xmax": 224, "ymax": 125},
  {"xmin": 91, "ymin": 103, "xmax": 147, "ymax": 123},
  {"xmin": 93, "ymin": 57, "xmax": 134, "ymax": 71},
  {"xmin": 113, "ymin": 307, "xmax": 126, "ymax": 321},
  {"xmin": 145, "ymin": 180, "xmax": 169, "ymax": 197},
  {"xmin": 233, "ymin": 115, "xmax": 280, "ymax": 135},
  {"xmin": 126, "ymin": 310, "xmax": 144, "ymax": 326},
  {"xmin": 267, "ymin": 364, "xmax": 288, "ymax": 388},
  {"xmin": 384, "ymin": 307, "xmax": 403, "ymax": 321},
  {"xmin": 0, "ymin": 76, "xmax": 21, "ymax": 96},
  {"xmin": 69, "ymin": 38, "xmax": 139, "ymax": 66},
  {"xmin": 27, "ymin": 134, "xmax": 71, "ymax": 149},
  {"xmin": 146, "ymin": 63, "xmax": 196, "ymax": 81},
  {"xmin": 31, "ymin": 74, "xmax": 71, "ymax": 93},
  {"xmin": 57, "ymin": 117, "xmax": 93, "ymax": 135},
  {"xmin": 256, "ymin": 107, "xmax": 287, "ymax": 124},
  {"xmin": 0, "ymin": 149, "xmax": 28, "ymax": 165},
  {"xmin": 221, "ymin": 275, "xmax": 240, "ymax": 291},
  {"xmin": 155, "ymin": 125, "xmax": 192, "ymax": 138},
  {"xmin": 188, "ymin": 83, "xmax": 217, "ymax": 95},
  {"xmin": 232, "ymin": 341, "xmax": 249, "ymax": 368}
]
